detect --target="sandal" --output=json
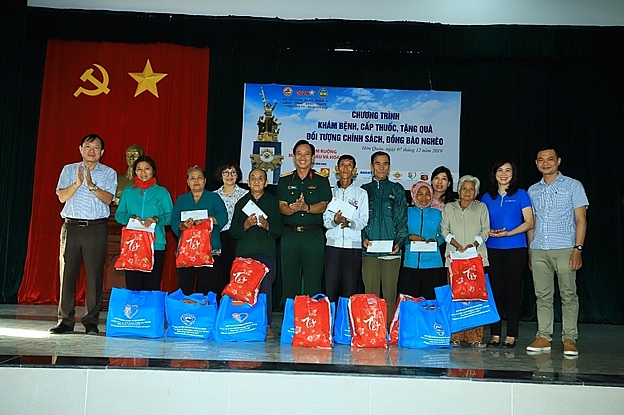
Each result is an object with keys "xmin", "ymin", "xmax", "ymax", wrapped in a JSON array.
[
  {"xmin": 451, "ymin": 340, "xmax": 461, "ymax": 347},
  {"xmin": 487, "ymin": 336, "xmax": 501, "ymax": 347},
  {"xmin": 471, "ymin": 341, "xmax": 487, "ymax": 349},
  {"xmin": 503, "ymin": 337, "xmax": 516, "ymax": 348}
]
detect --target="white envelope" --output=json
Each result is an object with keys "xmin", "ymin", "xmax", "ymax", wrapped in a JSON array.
[
  {"xmin": 366, "ymin": 240, "xmax": 394, "ymax": 253},
  {"xmin": 449, "ymin": 246, "xmax": 479, "ymax": 260},
  {"xmin": 326, "ymin": 197, "xmax": 356, "ymax": 220},
  {"xmin": 126, "ymin": 217, "xmax": 156, "ymax": 233},
  {"xmin": 242, "ymin": 199, "xmax": 267, "ymax": 219},
  {"xmin": 181, "ymin": 209, "xmax": 208, "ymax": 221},
  {"xmin": 410, "ymin": 241, "xmax": 437, "ymax": 252}
]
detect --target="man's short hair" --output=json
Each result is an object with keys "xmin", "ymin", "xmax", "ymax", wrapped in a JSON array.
[
  {"xmin": 338, "ymin": 154, "xmax": 356, "ymax": 167},
  {"xmin": 536, "ymin": 143, "xmax": 560, "ymax": 159},
  {"xmin": 370, "ymin": 151, "xmax": 390, "ymax": 165},
  {"xmin": 249, "ymin": 168, "xmax": 268, "ymax": 181},
  {"xmin": 81, "ymin": 133, "xmax": 104, "ymax": 150},
  {"xmin": 293, "ymin": 139, "xmax": 315, "ymax": 155}
]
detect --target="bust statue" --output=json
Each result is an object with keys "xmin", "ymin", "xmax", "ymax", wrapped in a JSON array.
[{"xmin": 115, "ymin": 144, "xmax": 144, "ymax": 204}]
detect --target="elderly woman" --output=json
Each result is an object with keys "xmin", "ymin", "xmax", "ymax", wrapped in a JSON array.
[
  {"xmin": 171, "ymin": 166, "xmax": 228, "ymax": 296},
  {"xmin": 441, "ymin": 175, "xmax": 490, "ymax": 348},
  {"xmin": 213, "ymin": 160, "xmax": 249, "ymax": 299},
  {"xmin": 230, "ymin": 168, "xmax": 285, "ymax": 338},
  {"xmin": 116, "ymin": 155, "xmax": 173, "ymax": 291},
  {"xmin": 401, "ymin": 181, "xmax": 445, "ymax": 299},
  {"xmin": 481, "ymin": 158, "xmax": 533, "ymax": 348}
]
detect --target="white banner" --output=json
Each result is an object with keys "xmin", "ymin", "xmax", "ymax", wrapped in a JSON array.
[{"xmin": 240, "ymin": 83, "xmax": 461, "ymax": 189}]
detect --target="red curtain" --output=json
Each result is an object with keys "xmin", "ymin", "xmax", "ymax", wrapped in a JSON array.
[{"xmin": 18, "ymin": 40, "xmax": 210, "ymax": 304}]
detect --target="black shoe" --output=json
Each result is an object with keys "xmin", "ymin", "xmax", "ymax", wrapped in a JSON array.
[
  {"xmin": 503, "ymin": 341, "xmax": 516, "ymax": 349},
  {"xmin": 487, "ymin": 340, "xmax": 501, "ymax": 347},
  {"xmin": 49, "ymin": 323, "xmax": 74, "ymax": 334},
  {"xmin": 84, "ymin": 324, "xmax": 99, "ymax": 335}
]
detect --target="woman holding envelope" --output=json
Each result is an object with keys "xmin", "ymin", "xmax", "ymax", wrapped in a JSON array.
[
  {"xmin": 401, "ymin": 181, "xmax": 445, "ymax": 300},
  {"xmin": 171, "ymin": 165, "xmax": 227, "ymax": 295},
  {"xmin": 230, "ymin": 168, "xmax": 285, "ymax": 335},
  {"xmin": 441, "ymin": 174, "xmax": 490, "ymax": 348},
  {"xmin": 115, "ymin": 155, "xmax": 173, "ymax": 291}
]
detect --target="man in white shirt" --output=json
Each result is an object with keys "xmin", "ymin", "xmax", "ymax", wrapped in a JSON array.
[{"xmin": 323, "ymin": 154, "xmax": 368, "ymax": 302}]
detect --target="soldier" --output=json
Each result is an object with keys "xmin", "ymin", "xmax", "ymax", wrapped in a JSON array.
[{"xmin": 277, "ymin": 140, "xmax": 331, "ymax": 299}]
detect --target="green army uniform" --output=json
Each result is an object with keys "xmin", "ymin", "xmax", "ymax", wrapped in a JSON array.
[{"xmin": 276, "ymin": 169, "xmax": 331, "ymax": 299}]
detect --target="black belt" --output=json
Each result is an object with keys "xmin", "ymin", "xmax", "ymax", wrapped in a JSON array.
[
  {"xmin": 285, "ymin": 224, "xmax": 323, "ymax": 232},
  {"xmin": 65, "ymin": 218, "xmax": 108, "ymax": 227}
]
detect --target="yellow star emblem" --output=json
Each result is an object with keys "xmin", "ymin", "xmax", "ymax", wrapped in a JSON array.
[{"xmin": 128, "ymin": 59, "xmax": 167, "ymax": 97}]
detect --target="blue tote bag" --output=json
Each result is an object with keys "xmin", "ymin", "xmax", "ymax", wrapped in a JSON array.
[
  {"xmin": 165, "ymin": 289, "xmax": 218, "ymax": 340},
  {"xmin": 434, "ymin": 274, "xmax": 500, "ymax": 333},
  {"xmin": 213, "ymin": 294, "xmax": 267, "ymax": 342},
  {"xmin": 280, "ymin": 298, "xmax": 295, "ymax": 345},
  {"xmin": 106, "ymin": 287, "xmax": 166, "ymax": 338},
  {"xmin": 398, "ymin": 299, "xmax": 451, "ymax": 349},
  {"xmin": 333, "ymin": 297, "xmax": 352, "ymax": 345}
]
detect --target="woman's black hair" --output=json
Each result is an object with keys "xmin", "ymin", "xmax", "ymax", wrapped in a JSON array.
[
  {"xmin": 488, "ymin": 157, "xmax": 519, "ymax": 199},
  {"xmin": 214, "ymin": 159, "xmax": 243, "ymax": 184},
  {"xmin": 133, "ymin": 155, "xmax": 157, "ymax": 176},
  {"xmin": 431, "ymin": 166, "xmax": 456, "ymax": 203}
]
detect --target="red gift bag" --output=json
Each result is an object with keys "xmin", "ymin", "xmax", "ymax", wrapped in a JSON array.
[
  {"xmin": 389, "ymin": 294, "xmax": 424, "ymax": 345},
  {"xmin": 221, "ymin": 257, "xmax": 268, "ymax": 305},
  {"xmin": 114, "ymin": 228, "xmax": 155, "ymax": 272},
  {"xmin": 348, "ymin": 294, "xmax": 388, "ymax": 348},
  {"xmin": 175, "ymin": 219, "xmax": 214, "ymax": 268},
  {"xmin": 292, "ymin": 295, "xmax": 333, "ymax": 348},
  {"xmin": 448, "ymin": 254, "xmax": 488, "ymax": 301}
]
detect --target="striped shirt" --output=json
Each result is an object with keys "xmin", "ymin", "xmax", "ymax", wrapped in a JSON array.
[
  {"xmin": 57, "ymin": 161, "xmax": 117, "ymax": 220},
  {"xmin": 528, "ymin": 172, "xmax": 588, "ymax": 250}
]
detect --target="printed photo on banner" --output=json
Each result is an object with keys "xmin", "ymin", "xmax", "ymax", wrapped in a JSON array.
[{"xmin": 240, "ymin": 83, "xmax": 461, "ymax": 189}]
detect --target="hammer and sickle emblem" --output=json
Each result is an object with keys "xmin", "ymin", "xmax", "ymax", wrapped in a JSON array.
[{"xmin": 73, "ymin": 64, "xmax": 110, "ymax": 97}]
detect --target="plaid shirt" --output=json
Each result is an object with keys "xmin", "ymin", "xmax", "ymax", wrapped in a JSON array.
[{"xmin": 528, "ymin": 172, "xmax": 588, "ymax": 250}]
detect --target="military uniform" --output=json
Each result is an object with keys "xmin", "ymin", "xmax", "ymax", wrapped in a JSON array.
[{"xmin": 276, "ymin": 169, "xmax": 331, "ymax": 298}]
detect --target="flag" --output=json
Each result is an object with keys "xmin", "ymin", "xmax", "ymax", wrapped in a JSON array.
[{"xmin": 19, "ymin": 40, "xmax": 210, "ymax": 304}]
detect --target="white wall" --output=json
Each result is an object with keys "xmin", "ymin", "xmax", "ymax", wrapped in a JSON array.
[{"xmin": 27, "ymin": 0, "xmax": 624, "ymax": 26}]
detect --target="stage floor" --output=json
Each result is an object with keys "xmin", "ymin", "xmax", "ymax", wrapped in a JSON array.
[{"xmin": 1, "ymin": 304, "xmax": 623, "ymax": 388}]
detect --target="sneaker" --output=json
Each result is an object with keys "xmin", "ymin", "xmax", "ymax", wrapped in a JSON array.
[
  {"xmin": 526, "ymin": 336, "xmax": 551, "ymax": 352},
  {"xmin": 563, "ymin": 339, "xmax": 579, "ymax": 357},
  {"xmin": 266, "ymin": 327, "xmax": 275, "ymax": 339}
]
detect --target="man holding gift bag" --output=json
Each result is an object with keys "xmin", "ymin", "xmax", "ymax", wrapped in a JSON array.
[{"xmin": 50, "ymin": 134, "xmax": 117, "ymax": 335}]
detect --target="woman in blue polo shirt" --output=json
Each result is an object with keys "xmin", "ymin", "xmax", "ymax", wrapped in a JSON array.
[{"xmin": 481, "ymin": 158, "xmax": 533, "ymax": 348}]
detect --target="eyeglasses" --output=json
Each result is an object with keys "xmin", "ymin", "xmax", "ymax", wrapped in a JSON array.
[{"xmin": 222, "ymin": 170, "xmax": 237, "ymax": 177}]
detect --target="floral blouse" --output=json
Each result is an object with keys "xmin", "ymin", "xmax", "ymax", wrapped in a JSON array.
[{"xmin": 214, "ymin": 185, "xmax": 248, "ymax": 232}]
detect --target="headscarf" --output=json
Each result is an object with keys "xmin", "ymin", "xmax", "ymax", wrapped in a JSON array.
[{"xmin": 410, "ymin": 180, "xmax": 434, "ymax": 209}]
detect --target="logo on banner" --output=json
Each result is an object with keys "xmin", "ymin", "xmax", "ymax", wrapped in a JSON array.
[
  {"xmin": 283, "ymin": 86, "xmax": 293, "ymax": 96},
  {"xmin": 74, "ymin": 64, "xmax": 111, "ymax": 97},
  {"xmin": 319, "ymin": 88, "xmax": 328, "ymax": 98}
]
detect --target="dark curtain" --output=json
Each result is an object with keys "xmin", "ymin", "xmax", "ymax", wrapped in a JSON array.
[{"xmin": 1, "ymin": 7, "xmax": 622, "ymax": 323}]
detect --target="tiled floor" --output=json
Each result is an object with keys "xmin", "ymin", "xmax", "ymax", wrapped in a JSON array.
[{"xmin": 1, "ymin": 304, "xmax": 623, "ymax": 387}]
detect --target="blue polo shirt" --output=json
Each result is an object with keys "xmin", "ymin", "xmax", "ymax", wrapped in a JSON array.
[{"xmin": 481, "ymin": 189, "xmax": 532, "ymax": 249}]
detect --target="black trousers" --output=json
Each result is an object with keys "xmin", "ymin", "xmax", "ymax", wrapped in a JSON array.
[
  {"xmin": 177, "ymin": 255, "xmax": 220, "ymax": 296},
  {"xmin": 487, "ymin": 247, "xmax": 527, "ymax": 338},
  {"xmin": 58, "ymin": 222, "xmax": 107, "ymax": 327},
  {"xmin": 323, "ymin": 246, "xmax": 362, "ymax": 303},
  {"xmin": 125, "ymin": 250, "xmax": 166, "ymax": 291},
  {"xmin": 215, "ymin": 230, "xmax": 237, "ymax": 301},
  {"xmin": 400, "ymin": 267, "xmax": 446, "ymax": 300}
]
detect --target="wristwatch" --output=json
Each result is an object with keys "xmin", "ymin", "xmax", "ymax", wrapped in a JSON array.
[
  {"xmin": 574, "ymin": 245, "xmax": 583, "ymax": 252},
  {"xmin": 89, "ymin": 185, "xmax": 99, "ymax": 192}
]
